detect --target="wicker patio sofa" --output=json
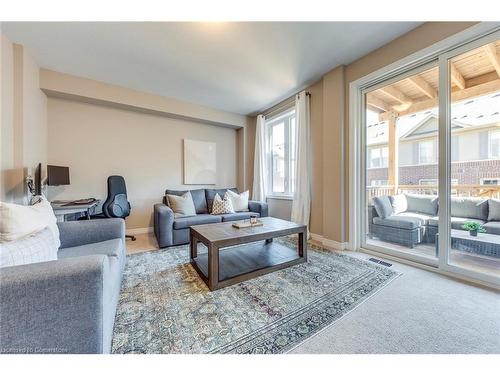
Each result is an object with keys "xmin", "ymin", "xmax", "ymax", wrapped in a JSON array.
[{"xmin": 368, "ymin": 194, "xmax": 500, "ymax": 248}]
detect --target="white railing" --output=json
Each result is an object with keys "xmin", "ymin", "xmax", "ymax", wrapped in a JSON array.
[{"xmin": 367, "ymin": 184, "xmax": 500, "ymax": 204}]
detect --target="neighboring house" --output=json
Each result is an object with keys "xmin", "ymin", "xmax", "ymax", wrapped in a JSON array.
[{"xmin": 366, "ymin": 93, "xmax": 500, "ymax": 187}]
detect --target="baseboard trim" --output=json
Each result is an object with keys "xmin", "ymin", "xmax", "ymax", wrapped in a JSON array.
[
  {"xmin": 310, "ymin": 233, "xmax": 348, "ymax": 251},
  {"xmin": 126, "ymin": 227, "xmax": 153, "ymax": 235}
]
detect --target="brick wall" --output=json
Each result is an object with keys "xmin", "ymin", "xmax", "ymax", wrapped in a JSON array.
[{"xmin": 367, "ymin": 159, "xmax": 500, "ymax": 185}]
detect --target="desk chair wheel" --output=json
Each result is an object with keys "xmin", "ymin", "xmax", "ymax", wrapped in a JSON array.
[{"xmin": 126, "ymin": 235, "xmax": 136, "ymax": 241}]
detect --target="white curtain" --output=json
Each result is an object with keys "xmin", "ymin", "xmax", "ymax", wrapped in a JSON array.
[
  {"xmin": 252, "ymin": 115, "xmax": 267, "ymax": 202},
  {"xmin": 291, "ymin": 91, "xmax": 311, "ymax": 233}
]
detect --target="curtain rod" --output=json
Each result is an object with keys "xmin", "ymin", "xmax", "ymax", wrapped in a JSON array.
[{"xmin": 262, "ymin": 91, "xmax": 311, "ymax": 119}]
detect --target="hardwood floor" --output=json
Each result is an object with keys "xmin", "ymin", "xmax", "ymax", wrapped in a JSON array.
[{"xmin": 126, "ymin": 232, "xmax": 159, "ymax": 254}]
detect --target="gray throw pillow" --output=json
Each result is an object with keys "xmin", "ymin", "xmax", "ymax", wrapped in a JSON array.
[
  {"xmin": 405, "ymin": 194, "xmax": 438, "ymax": 216},
  {"xmin": 373, "ymin": 196, "xmax": 393, "ymax": 219},
  {"xmin": 488, "ymin": 199, "xmax": 500, "ymax": 221},
  {"xmin": 451, "ymin": 197, "xmax": 488, "ymax": 221},
  {"xmin": 166, "ymin": 191, "xmax": 196, "ymax": 217}
]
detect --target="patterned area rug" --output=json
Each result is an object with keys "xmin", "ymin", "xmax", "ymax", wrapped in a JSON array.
[{"xmin": 112, "ymin": 239, "xmax": 399, "ymax": 354}]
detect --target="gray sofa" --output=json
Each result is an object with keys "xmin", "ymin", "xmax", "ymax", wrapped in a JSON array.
[
  {"xmin": 368, "ymin": 194, "xmax": 500, "ymax": 248},
  {"xmin": 154, "ymin": 188, "xmax": 268, "ymax": 248},
  {"xmin": 0, "ymin": 218, "xmax": 126, "ymax": 354}
]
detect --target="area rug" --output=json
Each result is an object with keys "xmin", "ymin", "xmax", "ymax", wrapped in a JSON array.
[{"xmin": 112, "ymin": 239, "xmax": 400, "ymax": 354}]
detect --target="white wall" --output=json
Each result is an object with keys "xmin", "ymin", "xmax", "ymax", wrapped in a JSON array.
[
  {"xmin": 1, "ymin": 33, "xmax": 47, "ymax": 203},
  {"xmin": 47, "ymin": 97, "xmax": 238, "ymax": 229},
  {"xmin": 1, "ymin": 33, "xmax": 15, "ymax": 201},
  {"xmin": 22, "ymin": 46, "xmax": 47, "ymax": 171}
]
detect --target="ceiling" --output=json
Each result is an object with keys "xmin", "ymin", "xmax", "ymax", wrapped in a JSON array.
[{"xmin": 2, "ymin": 22, "xmax": 422, "ymax": 115}]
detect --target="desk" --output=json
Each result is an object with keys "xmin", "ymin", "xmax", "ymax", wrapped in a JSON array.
[{"xmin": 51, "ymin": 200, "xmax": 100, "ymax": 222}]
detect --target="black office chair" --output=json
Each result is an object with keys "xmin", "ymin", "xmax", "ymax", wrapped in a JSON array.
[{"xmin": 99, "ymin": 175, "xmax": 136, "ymax": 241}]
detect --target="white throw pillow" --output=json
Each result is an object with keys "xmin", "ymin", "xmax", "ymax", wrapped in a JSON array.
[
  {"xmin": 31, "ymin": 197, "xmax": 60, "ymax": 248},
  {"xmin": 0, "ymin": 227, "xmax": 58, "ymax": 268},
  {"xmin": 226, "ymin": 190, "xmax": 249, "ymax": 212},
  {"xmin": 391, "ymin": 194, "xmax": 408, "ymax": 215},
  {"xmin": 166, "ymin": 191, "xmax": 196, "ymax": 217},
  {"xmin": 211, "ymin": 193, "xmax": 235, "ymax": 215},
  {"xmin": 0, "ymin": 197, "xmax": 60, "ymax": 248}
]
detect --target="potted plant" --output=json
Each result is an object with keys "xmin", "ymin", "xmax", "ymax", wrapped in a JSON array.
[{"xmin": 462, "ymin": 221, "xmax": 486, "ymax": 237}]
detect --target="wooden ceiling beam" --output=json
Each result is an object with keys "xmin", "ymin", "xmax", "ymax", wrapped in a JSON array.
[
  {"xmin": 379, "ymin": 85, "xmax": 412, "ymax": 105},
  {"xmin": 450, "ymin": 62, "xmax": 466, "ymax": 89},
  {"xmin": 366, "ymin": 94, "xmax": 391, "ymax": 112},
  {"xmin": 483, "ymin": 43, "xmax": 500, "ymax": 78},
  {"xmin": 407, "ymin": 75, "xmax": 437, "ymax": 99},
  {"xmin": 379, "ymin": 78, "xmax": 500, "ymax": 121}
]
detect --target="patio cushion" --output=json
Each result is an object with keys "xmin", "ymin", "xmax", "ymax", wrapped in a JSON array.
[
  {"xmin": 405, "ymin": 194, "xmax": 438, "ymax": 216},
  {"xmin": 451, "ymin": 197, "xmax": 488, "ymax": 221},
  {"xmin": 428, "ymin": 217, "xmax": 439, "ymax": 227},
  {"xmin": 373, "ymin": 196, "xmax": 393, "ymax": 219},
  {"xmin": 390, "ymin": 194, "xmax": 408, "ymax": 214},
  {"xmin": 173, "ymin": 214, "xmax": 221, "ymax": 230},
  {"xmin": 487, "ymin": 199, "xmax": 500, "ymax": 221},
  {"xmin": 427, "ymin": 216, "xmax": 485, "ymax": 230},
  {"xmin": 451, "ymin": 217, "xmax": 486, "ymax": 230},
  {"xmin": 373, "ymin": 215, "xmax": 423, "ymax": 230},
  {"xmin": 483, "ymin": 221, "xmax": 500, "ymax": 235},
  {"xmin": 394, "ymin": 212, "xmax": 432, "ymax": 225},
  {"xmin": 165, "ymin": 189, "xmax": 208, "ymax": 214}
]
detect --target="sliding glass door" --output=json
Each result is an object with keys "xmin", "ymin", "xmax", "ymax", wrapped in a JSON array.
[
  {"xmin": 439, "ymin": 33, "xmax": 500, "ymax": 284},
  {"xmin": 360, "ymin": 29, "xmax": 500, "ymax": 285},
  {"xmin": 363, "ymin": 63, "xmax": 440, "ymax": 266}
]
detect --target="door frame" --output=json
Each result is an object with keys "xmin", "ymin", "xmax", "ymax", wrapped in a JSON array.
[
  {"xmin": 360, "ymin": 60, "xmax": 439, "ymax": 267},
  {"xmin": 437, "ymin": 30, "xmax": 500, "ymax": 285},
  {"xmin": 349, "ymin": 22, "xmax": 500, "ymax": 287}
]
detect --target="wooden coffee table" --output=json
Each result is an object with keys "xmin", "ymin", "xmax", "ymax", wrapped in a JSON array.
[{"xmin": 189, "ymin": 217, "xmax": 307, "ymax": 291}]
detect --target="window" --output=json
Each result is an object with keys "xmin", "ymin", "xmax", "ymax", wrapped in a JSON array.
[
  {"xmin": 367, "ymin": 147, "xmax": 388, "ymax": 168},
  {"xmin": 371, "ymin": 180, "xmax": 388, "ymax": 186},
  {"xmin": 419, "ymin": 178, "xmax": 457, "ymax": 185},
  {"xmin": 266, "ymin": 109, "xmax": 296, "ymax": 196},
  {"xmin": 481, "ymin": 178, "xmax": 500, "ymax": 185},
  {"xmin": 489, "ymin": 131, "xmax": 500, "ymax": 159},
  {"xmin": 418, "ymin": 140, "xmax": 436, "ymax": 164}
]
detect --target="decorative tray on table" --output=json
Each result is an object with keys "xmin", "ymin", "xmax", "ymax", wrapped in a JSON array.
[{"xmin": 232, "ymin": 220, "xmax": 264, "ymax": 229}]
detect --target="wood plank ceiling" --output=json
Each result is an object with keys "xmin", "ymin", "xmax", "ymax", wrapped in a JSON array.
[{"xmin": 367, "ymin": 40, "xmax": 500, "ymax": 122}]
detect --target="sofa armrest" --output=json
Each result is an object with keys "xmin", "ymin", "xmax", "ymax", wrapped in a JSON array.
[
  {"xmin": 154, "ymin": 203, "xmax": 175, "ymax": 248},
  {"xmin": 248, "ymin": 200, "xmax": 269, "ymax": 217},
  {"xmin": 58, "ymin": 218, "xmax": 125, "ymax": 249},
  {"xmin": 368, "ymin": 205, "xmax": 378, "ymax": 220},
  {"xmin": 0, "ymin": 255, "xmax": 112, "ymax": 353}
]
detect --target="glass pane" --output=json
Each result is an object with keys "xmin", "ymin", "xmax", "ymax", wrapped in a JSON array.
[
  {"xmin": 289, "ymin": 116, "xmax": 296, "ymax": 194},
  {"xmin": 365, "ymin": 66, "xmax": 439, "ymax": 261},
  {"xmin": 448, "ymin": 40, "xmax": 500, "ymax": 277},
  {"xmin": 271, "ymin": 122, "xmax": 285, "ymax": 193}
]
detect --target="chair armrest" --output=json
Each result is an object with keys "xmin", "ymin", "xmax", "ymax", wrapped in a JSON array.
[
  {"xmin": 58, "ymin": 218, "xmax": 125, "ymax": 249},
  {"xmin": 248, "ymin": 200, "xmax": 269, "ymax": 217},
  {"xmin": 154, "ymin": 203, "xmax": 175, "ymax": 248},
  {"xmin": 0, "ymin": 255, "xmax": 111, "ymax": 353}
]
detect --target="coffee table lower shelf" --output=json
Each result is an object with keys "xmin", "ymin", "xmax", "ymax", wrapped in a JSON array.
[{"xmin": 191, "ymin": 241, "xmax": 305, "ymax": 290}]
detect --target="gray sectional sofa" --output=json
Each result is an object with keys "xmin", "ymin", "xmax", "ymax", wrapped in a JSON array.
[
  {"xmin": 368, "ymin": 194, "xmax": 500, "ymax": 248},
  {"xmin": 0, "ymin": 218, "xmax": 125, "ymax": 354},
  {"xmin": 154, "ymin": 188, "xmax": 268, "ymax": 248}
]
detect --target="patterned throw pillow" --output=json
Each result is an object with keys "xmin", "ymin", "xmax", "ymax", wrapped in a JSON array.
[{"xmin": 211, "ymin": 193, "xmax": 235, "ymax": 215}]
